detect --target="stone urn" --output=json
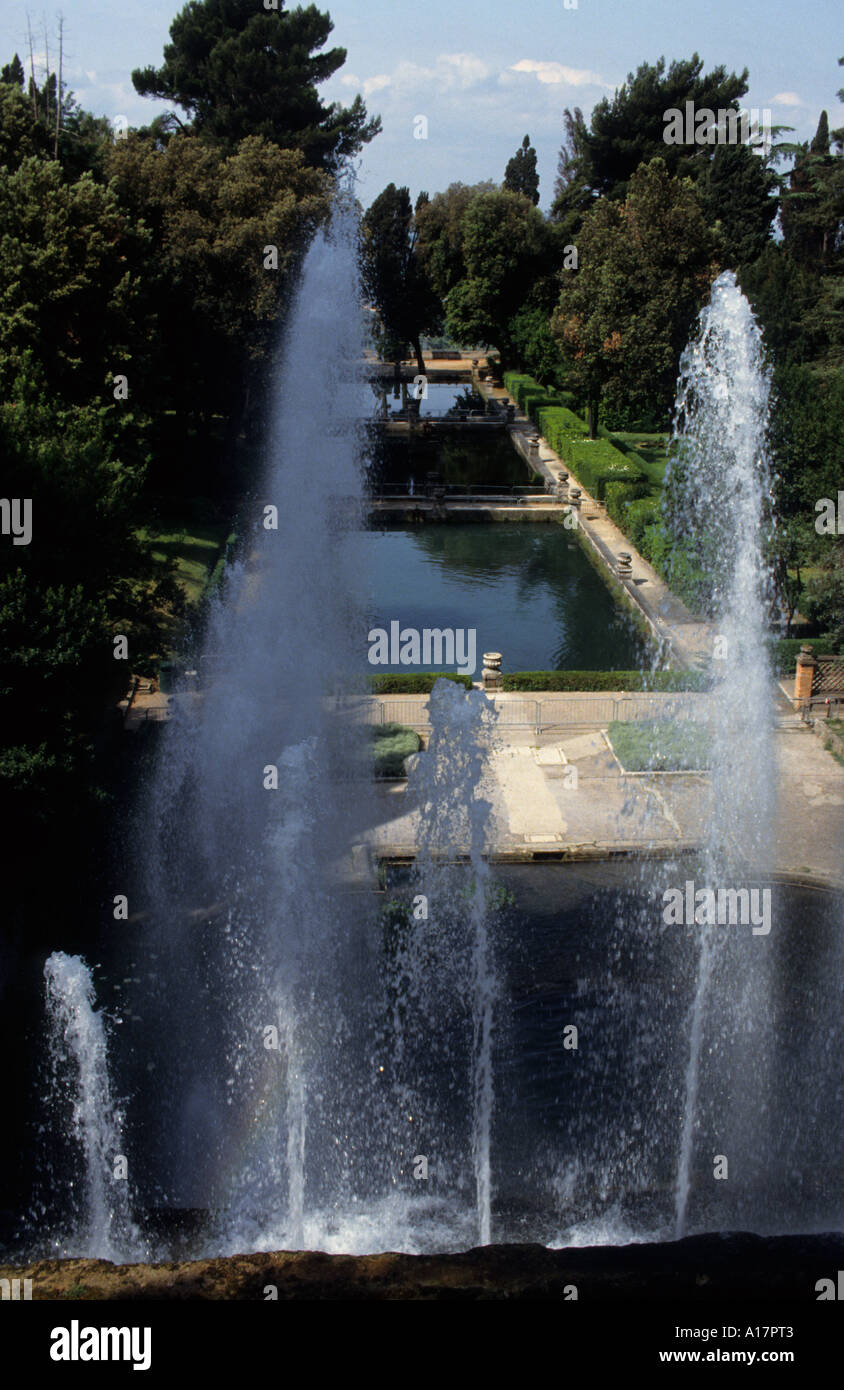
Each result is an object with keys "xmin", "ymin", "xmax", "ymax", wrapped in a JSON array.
[
  {"xmin": 482, "ymin": 651, "xmax": 503, "ymax": 691},
  {"xmin": 617, "ymin": 551, "xmax": 632, "ymax": 577}
]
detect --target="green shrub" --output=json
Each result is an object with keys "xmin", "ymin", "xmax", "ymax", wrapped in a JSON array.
[
  {"xmin": 770, "ymin": 636, "xmax": 840, "ymax": 676},
  {"xmin": 368, "ymin": 673, "xmax": 473, "ymax": 693},
  {"xmin": 532, "ymin": 407, "xmax": 644, "ymax": 498},
  {"xmin": 567, "ymin": 440, "xmax": 644, "ymax": 499},
  {"xmin": 503, "ymin": 371, "xmax": 579, "ymax": 409},
  {"xmin": 535, "ymin": 403, "xmax": 587, "ymax": 449},
  {"xmin": 500, "ymin": 670, "xmax": 711, "ymax": 692},
  {"xmin": 502, "ymin": 372, "xmax": 540, "ymax": 408},
  {"xmin": 369, "ymin": 723, "xmax": 421, "ymax": 777},
  {"xmin": 525, "ymin": 391, "xmax": 565, "ymax": 425},
  {"xmin": 604, "ymin": 480, "xmax": 650, "ymax": 529},
  {"xmin": 624, "ymin": 497, "xmax": 660, "ymax": 550},
  {"xmin": 607, "ymin": 718, "xmax": 713, "ymax": 771},
  {"xmin": 502, "ymin": 372, "xmax": 569, "ymax": 425}
]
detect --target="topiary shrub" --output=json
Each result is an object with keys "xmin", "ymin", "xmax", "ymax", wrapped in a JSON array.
[{"xmin": 370, "ymin": 723, "xmax": 422, "ymax": 778}]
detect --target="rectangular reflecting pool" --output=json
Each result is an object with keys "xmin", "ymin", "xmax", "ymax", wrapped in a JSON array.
[{"xmin": 357, "ymin": 523, "xmax": 644, "ymax": 670}]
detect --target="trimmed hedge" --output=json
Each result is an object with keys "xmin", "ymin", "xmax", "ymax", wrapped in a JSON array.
[
  {"xmin": 604, "ymin": 479, "xmax": 650, "ymax": 528},
  {"xmin": 502, "ymin": 371, "xmax": 578, "ymax": 424},
  {"xmin": 502, "ymin": 371, "xmax": 536, "ymax": 405},
  {"xmin": 501, "ymin": 670, "xmax": 711, "ymax": 692},
  {"xmin": 535, "ymin": 403, "xmax": 587, "ymax": 452},
  {"xmin": 368, "ymin": 673, "xmax": 474, "ymax": 693},
  {"xmin": 770, "ymin": 636, "xmax": 840, "ymax": 677},
  {"xmin": 532, "ymin": 406, "xmax": 645, "ymax": 499},
  {"xmin": 566, "ymin": 440, "xmax": 645, "ymax": 500},
  {"xmin": 623, "ymin": 497, "xmax": 661, "ymax": 549}
]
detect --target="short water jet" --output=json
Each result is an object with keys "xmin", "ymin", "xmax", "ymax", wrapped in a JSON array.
[{"xmin": 43, "ymin": 952, "xmax": 138, "ymax": 1261}]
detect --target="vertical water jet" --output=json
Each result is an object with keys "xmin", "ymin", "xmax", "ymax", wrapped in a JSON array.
[
  {"xmin": 43, "ymin": 952, "xmax": 137, "ymax": 1260},
  {"xmin": 665, "ymin": 271, "xmax": 776, "ymax": 1237}
]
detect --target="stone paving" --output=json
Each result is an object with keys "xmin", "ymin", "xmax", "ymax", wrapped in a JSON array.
[{"xmin": 369, "ymin": 720, "xmax": 844, "ymax": 889}]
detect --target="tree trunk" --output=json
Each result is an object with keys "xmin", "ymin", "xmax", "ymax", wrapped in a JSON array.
[
  {"xmin": 588, "ymin": 395, "xmax": 599, "ymax": 439},
  {"xmin": 412, "ymin": 337, "xmax": 426, "ymax": 377}
]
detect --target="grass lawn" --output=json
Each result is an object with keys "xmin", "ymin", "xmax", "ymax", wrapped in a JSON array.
[
  {"xmin": 786, "ymin": 566, "xmax": 824, "ymax": 583},
  {"xmin": 607, "ymin": 717, "xmax": 712, "ymax": 771},
  {"xmin": 137, "ymin": 519, "xmax": 231, "ymax": 606}
]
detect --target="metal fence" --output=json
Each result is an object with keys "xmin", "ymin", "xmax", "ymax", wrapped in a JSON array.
[{"xmin": 363, "ymin": 692, "xmax": 709, "ymax": 734}]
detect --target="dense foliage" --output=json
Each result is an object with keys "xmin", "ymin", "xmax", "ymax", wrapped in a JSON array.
[{"xmin": 0, "ymin": 2, "xmax": 378, "ymax": 854}]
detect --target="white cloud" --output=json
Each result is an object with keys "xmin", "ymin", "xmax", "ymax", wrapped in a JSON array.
[
  {"xmin": 340, "ymin": 52, "xmax": 492, "ymax": 101},
  {"xmin": 771, "ymin": 91, "xmax": 803, "ymax": 107},
  {"xmin": 437, "ymin": 53, "xmax": 491, "ymax": 87},
  {"xmin": 508, "ymin": 59, "xmax": 608, "ymax": 88},
  {"xmin": 341, "ymin": 72, "xmax": 392, "ymax": 97}
]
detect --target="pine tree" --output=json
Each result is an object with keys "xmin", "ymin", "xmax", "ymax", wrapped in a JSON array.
[
  {"xmin": 504, "ymin": 134, "xmax": 540, "ymax": 204},
  {"xmin": 0, "ymin": 54, "xmax": 25, "ymax": 87},
  {"xmin": 781, "ymin": 111, "xmax": 843, "ymax": 270},
  {"xmin": 132, "ymin": 0, "xmax": 380, "ymax": 167}
]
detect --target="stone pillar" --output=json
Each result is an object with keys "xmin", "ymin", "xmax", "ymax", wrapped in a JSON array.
[
  {"xmin": 795, "ymin": 644, "xmax": 816, "ymax": 711},
  {"xmin": 482, "ymin": 651, "xmax": 503, "ymax": 692}
]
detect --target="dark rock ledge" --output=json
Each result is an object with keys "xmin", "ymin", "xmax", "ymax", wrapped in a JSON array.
[{"xmin": 3, "ymin": 1232, "xmax": 843, "ymax": 1300}]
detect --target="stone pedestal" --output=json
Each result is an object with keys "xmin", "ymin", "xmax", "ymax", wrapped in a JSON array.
[
  {"xmin": 482, "ymin": 651, "xmax": 503, "ymax": 691},
  {"xmin": 795, "ymin": 644, "xmax": 817, "ymax": 711},
  {"xmin": 569, "ymin": 487, "xmax": 582, "ymax": 508}
]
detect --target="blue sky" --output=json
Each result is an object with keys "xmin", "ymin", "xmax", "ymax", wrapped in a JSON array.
[{"xmin": 2, "ymin": 0, "xmax": 841, "ymax": 209}]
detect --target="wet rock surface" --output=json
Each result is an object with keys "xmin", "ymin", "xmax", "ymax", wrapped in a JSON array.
[{"xmin": 4, "ymin": 1232, "xmax": 843, "ymax": 1301}]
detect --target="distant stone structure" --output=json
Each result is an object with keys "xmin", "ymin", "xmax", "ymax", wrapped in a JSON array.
[{"xmin": 795, "ymin": 646, "xmax": 844, "ymax": 712}]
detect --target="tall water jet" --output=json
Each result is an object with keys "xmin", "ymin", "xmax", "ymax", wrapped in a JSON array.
[
  {"xmin": 398, "ymin": 679, "xmax": 500, "ymax": 1243},
  {"xmin": 43, "ymin": 952, "xmax": 137, "ymax": 1260},
  {"xmin": 665, "ymin": 271, "xmax": 776, "ymax": 1237},
  {"xmin": 131, "ymin": 192, "xmax": 381, "ymax": 1249}
]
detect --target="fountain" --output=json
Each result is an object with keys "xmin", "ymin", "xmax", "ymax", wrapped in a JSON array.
[
  {"xmin": 397, "ymin": 679, "xmax": 500, "ymax": 1243},
  {"xmin": 107, "ymin": 194, "xmax": 503, "ymax": 1256},
  {"xmin": 24, "ymin": 232, "xmax": 841, "ymax": 1271},
  {"xmin": 663, "ymin": 271, "xmax": 777, "ymax": 1237},
  {"xmin": 42, "ymin": 953, "xmax": 138, "ymax": 1261}
]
